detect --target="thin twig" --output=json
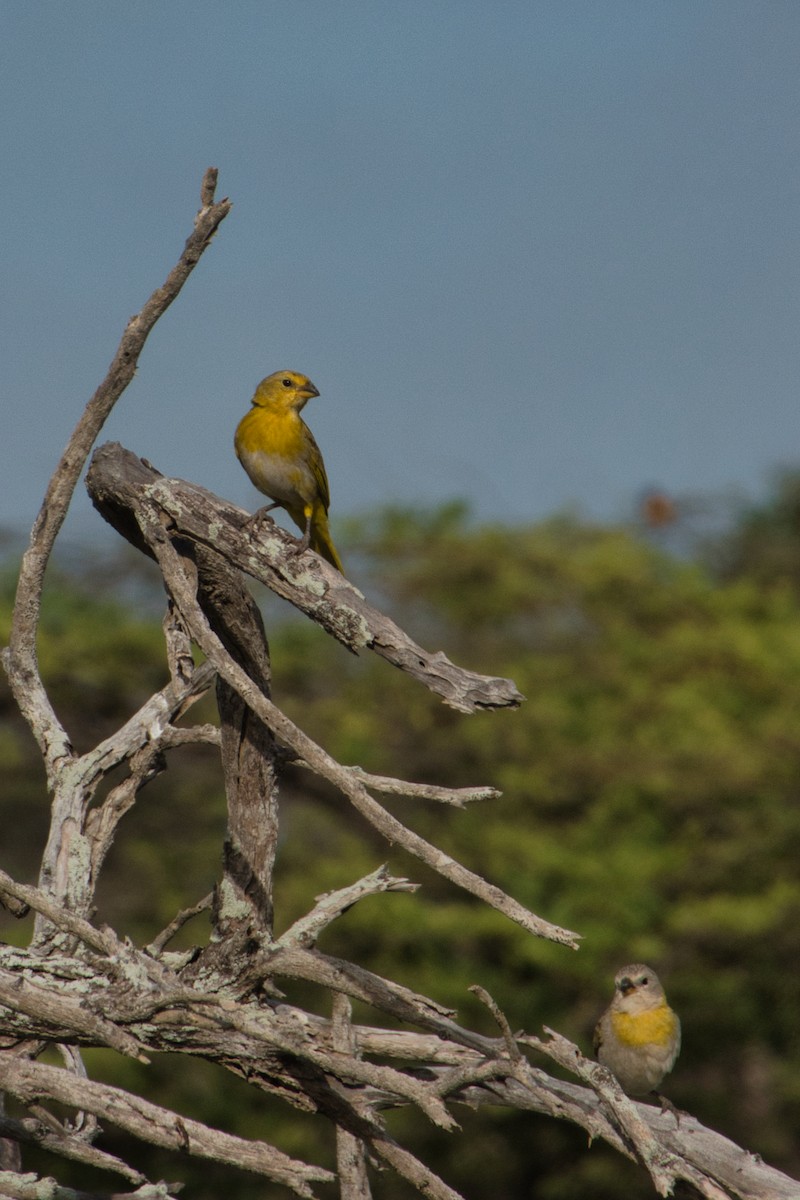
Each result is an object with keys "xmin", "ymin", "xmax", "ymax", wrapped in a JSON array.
[
  {"xmin": 468, "ymin": 985, "xmax": 522, "ymax": 1063},
  {"xmin": 75, "ymin": 660, "xmax": 217, "ymax": 796},
  {"xmin": 277, "ymin": 867, "xmax": 419, "ymax": 951},
  {"xmin": 85, "ymin": 742, "xmax": 168, "ymax": 882},
  {"xmin": 366, "ymin": 1137, "xmax": 466, "ymax": 1200},
  {"xmin": 146, "ymin": 893, "xmax": 214, "ymax": 956},
  {"xmin": 348, "ymin": 769, "xmax": 500, "ymax": 808}
]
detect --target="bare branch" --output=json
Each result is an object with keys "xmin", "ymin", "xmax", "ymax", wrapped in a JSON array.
[
  {"xmin": 277, "ymin": 866, "xmax": 419, "ymax": 950},
  {"xmin": 366, "ymin": 1137, "xmax": 466, "ymax": 1200},
  {"xmin": 1, "ymin": 172, "xmax": 230, "ymax": 953},
  {"xmin": 85, "ymin": 742, "xmax": 168, "ymax": 886},
  {"xmin": 0, "ymin": 871, "xmax": 116, "ymax": 958},
  {"xmin": 81, "ymin": 660, "xmax": 216, "ymax": 790},
  {"xmin": 0, "ymin": 1173, "xmax": 175, "ymax": 1200},
  {"xmin": 84, "ymin": 447, "xmax": 523, "ymax": 714},
  {"xmin": 468, "ymin": 985, "xmax": 521, "ymax": 1063},
  {"xmin": 0, "ymin": 1112, "xmax": 146, "ymax": 1182},
  {"xmin": 0, "ymin": 971, "xmax": 148, "ymax": 1062},
  {"xmin": 189, "ymin": 998, "xmax": 457, "ymax": 1132},
  {"xmin": 348, "ymin": 768, "xmax": 500, "ymax": 807},
  {"xmin": 255, "ymin": 946, "xmax": 485, "ymax": 1050},
  {"xmin": 146, "ymin": 893, "xmax": 214, "ymax": 956},
  {"xmin": 0, "ymin": 931, "xmax": 795, "ymax": 1198},
  {"xmin": 2, "ymin": 174, "xmax": 231, "ymax": 778},
  {"xmin": 0, "ymin": 1058, "xmax": 333, "ymax": 1198},
  {"xmin": 331, "ymin": 995, "xmax": 373, "ymax": 1200}
]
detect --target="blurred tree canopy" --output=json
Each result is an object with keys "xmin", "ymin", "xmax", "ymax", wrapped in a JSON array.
[{"xmin": 2, "ymin": 478, "xmax": 800, "ymax": 1199}]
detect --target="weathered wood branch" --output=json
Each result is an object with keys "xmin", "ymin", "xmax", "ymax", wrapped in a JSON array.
[
  {"xmin": 0, "ymin": 1174, "xmax": 175, "ymax": 1200},
  {"xmin": 0, "ymin": 1058, "xmax": 333, "ymax": 1199},
  {"xmin": 347, "ymin": 768, "xmax": 500, "ymax": 807},
  {"xmin": 331, "ymin": 994, "xmax": 373, "ymax": 1200},
  {"xmin": 81, "ymin": 661, "xmax": 217, "ymax": 797},
  {"xmin": 0, "ymin": 969, "xmax": 147, "ymax": 1062},
  {"xmin": 85, "ymin": 443, "xmax": 524, "ymax": 714},
  {"xmin": 0, "ymin": 1112, "xmax": 147, "ymax": 1185},
  {"xmin": 0, "ymin": 924, "xmax": 795, "ymax": 1199},
  {"xmin": 164, "ymin": 525, "xmax": 280, "ymax": 937}
]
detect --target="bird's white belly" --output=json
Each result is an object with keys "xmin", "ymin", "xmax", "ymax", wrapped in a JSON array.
[{"xmin": 238, "ymin": 446, "xmax": 313, "ymax": 507}]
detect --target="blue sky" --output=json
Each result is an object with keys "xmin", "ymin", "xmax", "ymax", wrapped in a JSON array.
[{"xmin": 3, "ymin": 2, "xmax": 800, "ymax": 548}]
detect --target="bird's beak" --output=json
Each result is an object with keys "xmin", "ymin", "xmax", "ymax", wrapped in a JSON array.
[
  {"xmin": 300, "ymin": 382, "xmax": 320, "ymax": 399},
  {"xmin": 618, "ymin": 978, "xmax": 634, "ymax": 995}
]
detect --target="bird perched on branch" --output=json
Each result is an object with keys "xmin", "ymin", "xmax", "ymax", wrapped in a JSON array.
[
  {"xmin": 594, "ymin": 964, "xmax": 681, "ymax": 1114},
  {"xmin": 234, "ymin": 370, "xmax": 344, "ymax": 573}
]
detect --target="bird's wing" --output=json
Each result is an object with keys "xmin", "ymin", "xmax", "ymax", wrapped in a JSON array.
[{"xmin": 303, "ymin": 424, "xmax": 331, "ymax": 512}]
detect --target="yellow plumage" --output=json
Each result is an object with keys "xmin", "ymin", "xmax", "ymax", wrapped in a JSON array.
[
  {"xmin": 234, "ymin": 370, "xmax": 344, "ymax": 573},
  {"xmin": 610, "ymin": 1003, "xmax": 678, "ymax": 1048}
]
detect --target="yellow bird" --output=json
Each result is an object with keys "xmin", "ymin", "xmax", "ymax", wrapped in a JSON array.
[
  {"xmin": 594, "ymin": 963, "xmax": 681, "ymax": 1113},
  {"xmin": 234, "ymin": 370, "xmax": 344, "ymax": 573}
]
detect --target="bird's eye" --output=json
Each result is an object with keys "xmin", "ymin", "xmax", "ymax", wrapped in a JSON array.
[
  {"xmin": 281, "ymin": 377, "xmax": 292, "ymax": 388},
  {"xmin": 640, "ymin": 976, "xmax": 649, "ymax": 985}
]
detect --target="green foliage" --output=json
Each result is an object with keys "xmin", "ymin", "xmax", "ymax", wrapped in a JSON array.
[
  {"xmin": 709, "ymin": 468, "xmax": 800, "ymax": 590},
  {"xmin": 3, "ymin": 488, "xmax": 800, "ymax": 1195}
]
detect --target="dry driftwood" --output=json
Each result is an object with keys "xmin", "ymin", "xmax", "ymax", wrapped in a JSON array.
[{"xmin": 1, "ymin": 168, "xmax": 797, "ymax": 1200}]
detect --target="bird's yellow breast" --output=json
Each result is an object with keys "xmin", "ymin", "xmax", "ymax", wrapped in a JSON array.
[
  {"xmin": 611, "ymin": 1005, "xmax": 677, "ymax": 1048},
  {"xmin": 235, "ymin": 405, "xmax": 321, "ymax": 514},
  {"xmin": 235, "ymin": 406, "xmax": 306, "ymax": 459}
]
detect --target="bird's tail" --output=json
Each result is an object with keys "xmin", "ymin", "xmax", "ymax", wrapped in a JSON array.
[{"xmin": 311, "ymin": 513, "xmax": 345, "ymax": 574}]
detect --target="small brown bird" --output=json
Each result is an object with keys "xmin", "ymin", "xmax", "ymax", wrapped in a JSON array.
[{"xmin": 594, "ymin": 964, "xmax": 681, "ymax": 1104}]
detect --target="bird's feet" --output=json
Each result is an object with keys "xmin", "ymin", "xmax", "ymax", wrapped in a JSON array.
[
  {"xmin": 289, "ymin": 528, "xmax": 312, "ymax": 558},
  {"xmin": 248, "ymin": 503, "xmax": 279, "ymax": 535}
]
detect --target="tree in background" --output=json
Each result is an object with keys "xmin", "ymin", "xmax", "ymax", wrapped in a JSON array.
[
  {"xmin": 709, "ymin": 468, "xmax": 800, "ymax": 591},
  {"xmin": 1, "ymin": 173, "xmax": 797, "ymax": 1200}
]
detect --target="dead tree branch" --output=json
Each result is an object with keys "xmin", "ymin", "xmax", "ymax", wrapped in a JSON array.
[
  {"xmin": 85, "ymin": 445, "xmax": 523, "ymax": 714},
  {"xmin": 0, "ymin": 1058, "xmax": 333, "ymax": 1198}
]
